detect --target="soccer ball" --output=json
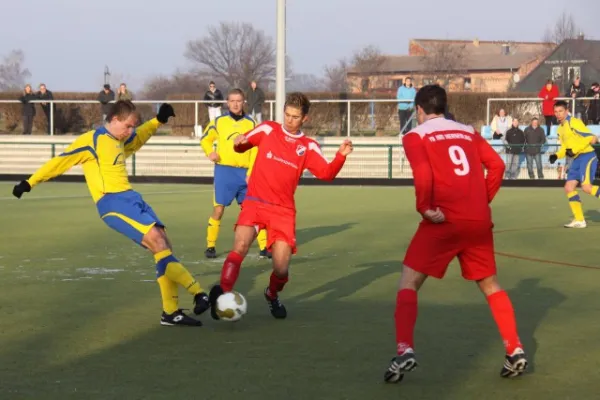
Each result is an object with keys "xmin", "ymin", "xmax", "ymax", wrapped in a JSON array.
[{"xmin": 215, "ymin": 291, "xmax": 248, "ymax": 322}]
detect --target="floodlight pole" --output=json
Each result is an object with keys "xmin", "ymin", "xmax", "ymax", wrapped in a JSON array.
[{"xmin": 275, "ymin": 0, "xmax": 286, "ymax": 123}]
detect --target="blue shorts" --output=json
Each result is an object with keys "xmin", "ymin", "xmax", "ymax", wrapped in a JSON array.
[
  {"xmin": 96, "ymin": 190, "xmax": 164, "ymax": 246},
  {"xmin": 567, "ymin": 152, "xmax": 598, "ymax": 184},
  {"xmin": 213, "ymin": 164, "xmax": 248, "ymax": 207}
]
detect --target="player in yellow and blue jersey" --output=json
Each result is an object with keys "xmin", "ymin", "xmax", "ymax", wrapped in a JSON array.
[
  {"xmin": 12, "ymin": 101, "xmax": 210, "ymax": 327},
  {"xmin": 201, "ymin": 88, "xmax": 269, "ymax": 259},
  {"xmin": 549, "ymin": 100, "xmax": 600, "ymax": 228}
]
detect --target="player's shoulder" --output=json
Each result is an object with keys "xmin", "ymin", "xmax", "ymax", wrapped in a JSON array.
[{"xmin": 405, "ymin": 118, "xmax": 476, "ymax": 139}]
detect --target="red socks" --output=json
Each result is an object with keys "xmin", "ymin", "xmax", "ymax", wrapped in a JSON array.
[
  {"xmin": 487, "ymin": 290, "xmax": 522, "ymax": 354},
  {"xmin": 394, "ymin": 289, "xmax": 418, "ymax": 354},
  {"xmin": 221, "ymin": 252, "xmax": 244, "ymax": 292},
  {"xmin": 266, "ymin": 272, "xmax": 288, "ymax": 299}
]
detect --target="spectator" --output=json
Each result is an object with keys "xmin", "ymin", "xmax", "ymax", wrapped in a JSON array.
[
  {"xmin": 586, "ymin": 82, "xmax": 600, "ymax": 124},
  {"xmin": 97, "ymin": 84, "xmax": 115, "ymax": 123},
  {"xmin": 246, "ymin": 80, "xmax": 265, "ymax": 123},
  {"xmin": 490, "ymin": 108, "xmax": 512, "ymax": 140},
  {"xmin": 37, "ymin": 83, "xmax": 54, "ymax": 134},
  {"xmin": 204, "ymin": 81, "xmax": 224, "ymax": 122},
  {"xmin": 19, "ymin": 84, "xmax": 37, "ymax": 135},
  {"xmin": 117, "ymin": 83, "xmax": 133, "ymax": 101},
  {"xmin": 568, "ymin": 76, "xmax": 586, "ymax": 121},
  {"xmin": 397, "ymin": 77, "xmax": 416, "ymax": 134},
  {"xmin": 524, "ymin": 117, "xmax": 546, "ymax": 179},
  {"xmin": 538, "ymin": 79, "xmax": 559, "ymax": 136},
  {"xmin": 504, "ymin": 118, "xmax": 525, "ymax": 179}
]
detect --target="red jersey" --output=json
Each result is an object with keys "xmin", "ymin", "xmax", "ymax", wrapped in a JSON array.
[
  {"xmin": 235, "ymin": 121, "xmax": 347, "ymax": 210},
  {"xmin": 402, "ymin": 117, "xmax": 505, "ymax": 222}
]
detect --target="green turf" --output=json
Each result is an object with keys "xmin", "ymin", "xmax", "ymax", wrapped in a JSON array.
[{"xmin": 1, "ymin": 183, "xmax": 599, "ymax": 399}]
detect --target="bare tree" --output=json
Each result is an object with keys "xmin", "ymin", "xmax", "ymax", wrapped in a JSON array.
[
  {"xmin": 323, "ymin": 58, "xmax": 350, "ymax": 92},
  {"xmin": 185, "ymin": 22, "xmax": 278, "ymax": 88},
  {"xmin": 0, "ymin": 49, "xmax": 31, "ymax": 91},
  {"xmin": 349, "ymin": 45, "xmax": 386, "ymax": 92},
  {"xmin": 287, "ymin": 73, "xmax": 324, "ymax": 92},
  {"xmin": 543, "ymin": 11, "xmax": 583, "ymax": 45},
  {"xmin": 420, "ymin": 42, "xmax": 468, "ymax": 88}
]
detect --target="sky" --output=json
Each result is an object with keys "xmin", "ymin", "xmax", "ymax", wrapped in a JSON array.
[{"xmin": 1, "ymin": 0, "xmax": 598, "ymax": 92}]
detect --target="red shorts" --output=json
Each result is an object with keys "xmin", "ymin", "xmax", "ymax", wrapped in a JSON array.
[
  {"xmin": 403, "ymin": 220, "xmax": 496, "ymax": 281},
  {"xmin": 236, "ymin": 200, "xmax": 297, "ymax": 254}
]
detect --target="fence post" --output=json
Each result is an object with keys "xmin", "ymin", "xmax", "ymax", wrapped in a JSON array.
[
  {"xmin": 51, "ymin": 143, "xmax": 55, "ymax": 158},
  {"xmin": 194, "ymin": 102, "xmax": 199, "ymax": 135},
  {"xmin": 132, "ymin": 153, "xmax": 136, "ymax": 176},
  {"xmin": 347, "ymin": 101, "xmax": 351, "ymax": 137},
  {"xmin": 387, "ymin": 145, "xmax": 393, "ymax": 179},
  {"xmin": 50, "ymin": 102, "xmax": 54, "ymax": 136}
]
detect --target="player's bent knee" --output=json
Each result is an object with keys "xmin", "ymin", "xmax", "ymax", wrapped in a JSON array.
[
  {"xmin": 212, "ymin": 205, "xmax": 225, "ymax": 220},
  {"xmin": 399, "ymin": 264, "xmax": 427, "ymax": 291},
  {"xmin": 581, "ymin": 184, "xmax": 593, "ymax": 194},
  {"xmin": 142, "ymin": 226, "xmax": 170, "ymax": 253},
  {"xmin": 476, "ymin": 275, "xmax": 502, "ymax": 296}
]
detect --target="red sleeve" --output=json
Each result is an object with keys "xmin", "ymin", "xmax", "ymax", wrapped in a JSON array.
[
  {"xmin": 551, "ymin": 85, "xmax": 559, "ymax": 99},
  {"xmin": 538, "ymin": 88, "xmax": 545, "ymax": 98},
  {"xmin": 402, "ymin": 133, "xmax": 433, "ymax": 215},
  {"xmin": 475, "ymin": 133, "xmax": 505, "ymax": 203},
  {"xmin": 234, "ymin": 123, "xmax": 272, "ymax": 153},
  {"xmin": 305, "ymin": 143, "xmax": 346, "ymax": 181}
]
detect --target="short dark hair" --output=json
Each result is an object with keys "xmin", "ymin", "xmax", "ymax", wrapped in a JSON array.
[
  {"xmin": 228, "ymin": 88, "xmax": 245, "ymax": 99},
  {"xmin": 554, "ymin": 100, "xmax": 569, "ymax": 110},
  {"xmin": 284, "ymin": 92, "xmax": 311, "ymax": 116},
  {"xmin": 531, "ymin": 117, "xmax": 539, "ymax": 121},
  {"xmin": 106, "ymin": 100, "xmax": 138, "ymax": 122},
  {"xmin": 414, "ymin": 84, "xmax": 447, "ymax": 115}
]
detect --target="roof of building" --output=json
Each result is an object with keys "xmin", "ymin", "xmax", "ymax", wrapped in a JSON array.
[{"xmin": 410, "ymin": 38, "xmax": 555, "ymax": 56}]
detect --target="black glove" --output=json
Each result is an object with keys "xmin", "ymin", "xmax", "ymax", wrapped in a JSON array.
[
  {"xmin": 157, "ymin": 103, "xmax": 175, "ymax": 124},
  {"xmin": 12, "ymin": 180, "xmax": 31, "ymax": 199},
  {"xmin": 549, "ymin": 154, "xmax": 558, "ymax": 164},
  {"xmin": 565, "ymin": 148, "xmax": 575, "ymax": 158}
]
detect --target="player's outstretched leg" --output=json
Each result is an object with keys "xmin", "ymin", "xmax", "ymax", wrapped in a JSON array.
[
  {"xmin": 206, "ymin": 204, "xmax": 225, "ymax": 258},
  {"xmin": 264, "ymin": 241, "xmax": 292, "ymax": 319}
]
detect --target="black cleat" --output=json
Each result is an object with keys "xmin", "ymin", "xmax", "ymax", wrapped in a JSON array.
[
  {"xmin": 160, "ymin": 309, "xmax": 202, "ymax": 327},
  {"xmin": 193, "ymin": 292, "xmax": 210, "ymax": 315},
  {"xmin": 500, "ymin": 348, "xmax": 528, "ymax": 378},
  {"xmin": 208, "ymin": 284, "xmax": 224, "ymax": 320},
  {"xmin": 259, "ymin": 249, "xmax": 272, "ymax": 259},
  {"xmin": 384, "ymin": 350, "xmax": 418, "ymax": 383},
  {"xmin": 205, "ymin": 247, "xmax": 217, "ymax": 259},
  {"xmin": 264, "ymin": 288, "xmax": 287, "ymax": 319}
]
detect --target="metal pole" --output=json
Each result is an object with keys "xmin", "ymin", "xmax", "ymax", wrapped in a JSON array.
[
  {"xmin": 194, "ymin": 102, "xmax": 199, "ymax": 136},
  {"xmin": 50, "ymin": 101, "xmax": 54, "ymax": 136},
  {"xmin": 275, "ymin": 0, "xmax": 286, "ymax": 123},
  {"xmin": 486, "ymin": 98, "xmax": 491, "ymax": 126},
  {"xmin": 347, "ymin": 101, "xmax": 351, "ymax": 137}
]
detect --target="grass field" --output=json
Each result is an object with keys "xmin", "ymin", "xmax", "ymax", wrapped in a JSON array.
[{"xmin": 2, "ymin": 182, "xmax": 600, "ymax": 400}]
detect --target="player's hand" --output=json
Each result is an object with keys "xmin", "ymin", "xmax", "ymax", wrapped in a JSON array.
[
  {"xmin": 423, "ymin": 207, "xmax": 445, "ymax": 224},
  {"xmin": 208, "ymin": 152, "xmax": 220, "ymax": 163},
  {"xmin": 549, "ymin": 154, "xmax": 558, "ymax": 164},
  {"xmin": 565, "ymin": 148, "xmax": 575, "ymax": 158},
  {"xmin": 234, "ymin": 135, "xmax": 248, "ymax": 147},
  {"xmin": 12, "ymin": 180, "xmax": 31, "ymax": 199},
  {"xmin": 156, "ymin": 103, "xmax": 175, "ymax": 124},
  {"xmin": 338, "ymin": 139, "xmax": 354, "ymax": 156}
]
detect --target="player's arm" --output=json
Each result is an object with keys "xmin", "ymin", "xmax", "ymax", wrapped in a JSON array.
[
  {"xmin": 246, "ymin": 146, "xmax": 258, "ymax": 177},
  {"xmin": 305, "ymin": 140, "xmax": 352, "ymax": 181},
  {"xmin": 475, "ymin": 133, "xmax": 505, "ymax": 203},
  {"xmin": 234, "ymin": 123, "xmax": 272, "ymax": 153},
  {"xmin": 200, "ymin": 121, "xmax": 221, "ymax": 162},
  {"xmin": 124, "ymin": 104, "xmax": 175, "ymax": 157},
  {"xmin": 12, "ymin": 136, "xmax": 96, "ymax": 198},
  {"xmin": 402, "ymin": 133, "xmax": 434, "ymax": 215},
  {"xmin": 571, "ymin": 119, "xmax": 598, "ymax": 153}
]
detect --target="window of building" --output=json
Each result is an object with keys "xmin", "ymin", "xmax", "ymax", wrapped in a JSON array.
[
  {"xmin": 552, "ymin": 66, "xmax": 563, "ymax": 82},
  {"xmin": 361, "ymin": 78, "xmax": 370, "ymax": 92},
  {"xmin": 567, "ymin": 66, "xmax": 581, "ymax": 82},
  {"xmin": 464, "ymin": 77, "xmax": 472, "ymax": 90}
]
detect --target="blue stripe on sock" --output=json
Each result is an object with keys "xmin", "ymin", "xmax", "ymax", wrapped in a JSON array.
[{"xmin": 156, "ymin": 254, "xmax": 178, "ymax": 278}]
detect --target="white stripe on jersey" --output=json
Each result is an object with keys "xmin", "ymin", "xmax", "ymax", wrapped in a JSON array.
[
  {"xmin": 308, "ymin": 141, "xmax": 327, "ymax": 161},
  {"xmin": 246, "ymin": 123, "xmax": 273, "ymax": 139},
  {"xmin": 407, "ymin": 117, "xmax": 475, "ymax": 138}
]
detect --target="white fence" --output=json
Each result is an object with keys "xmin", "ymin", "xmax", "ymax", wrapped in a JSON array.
[{"xmin": 486, "ymin": 97, "xmax": 597, "ymax": 125}]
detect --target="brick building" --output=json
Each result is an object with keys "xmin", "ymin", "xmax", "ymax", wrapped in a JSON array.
[{"xmin": 346, "ymin": 38, "xmax": 556, "ymax": 93}]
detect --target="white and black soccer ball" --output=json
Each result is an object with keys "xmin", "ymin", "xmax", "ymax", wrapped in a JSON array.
[{"xmin": 216, "ymin": 291, "xmax": 248, "ymax": 322}]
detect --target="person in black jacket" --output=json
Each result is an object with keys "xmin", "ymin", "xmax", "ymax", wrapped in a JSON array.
[
  {"xmin": 586, "ymin": 83, "xmax": 600, "ymax": 124},
  {"xmin": 37, "ymin": 83, "xmax": 54, "ymax": 134},
  {"xmin": 246, "ymin": 80, "xmax": 265, "ymax": 123},
  {"xmin": 204, "ymin": 81, "xmax": 224, "ymax": 122},
  {"xmin": 97, "ymin": 84, "xmax": 115, "ymax": 123},
  {"xmin": 20, "ymin": 84, "xmax": 37, "ymax": 135},
  {"xmin": 504, "ymin": 118, "xmax": 525, "ymax": 179},
  {"xmin": 568, "ymin": 77, "xmax": 587, "ymax": 122},
  {"xmin": 523, "ymin": 118, "xmax": 546, "ymax": 179}
]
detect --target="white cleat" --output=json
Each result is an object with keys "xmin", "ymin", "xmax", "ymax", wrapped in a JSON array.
[{"xmin": 564, "ymin": 220, "xmax": 587, "ymax": 228}]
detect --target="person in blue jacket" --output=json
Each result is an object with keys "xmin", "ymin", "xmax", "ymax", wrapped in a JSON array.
[{"xmin": 397, "ymin": 78, "xmax": 417, "ymax": 134}]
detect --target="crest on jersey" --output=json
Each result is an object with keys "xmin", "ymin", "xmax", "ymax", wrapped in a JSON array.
[
  {"xmin": 296, "ymin": 145, "xmax": 306, "ymax": 156},
  {"xmin": 266, "ymin": 151, "xmax": 273, "ymax": 159}
]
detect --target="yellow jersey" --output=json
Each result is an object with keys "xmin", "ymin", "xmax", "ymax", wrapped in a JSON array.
[
  {"xmin": 200, "ymin": 114, "xmax": 257, "ymax": 175},
  {"xmin": 556, "ymin": 116, "xmax": 596, "ymax": 158},
  {"xmin": 27, "ymin": 118, "xmax": 161, "ymax": 203}
]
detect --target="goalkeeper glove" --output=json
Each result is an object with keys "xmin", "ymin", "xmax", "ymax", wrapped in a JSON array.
[
  {"xmin": 549, "ymin": 154, "xmax": 558, "ymax": 164},
  {"xmin": 565, "ymin": 148, "xmax": 575, "ymax": 158},
  {"xmin": 12, "ymin": 180, "xmax": 31, "ymax": 199},
  {"xmin": 157, "ymin": 103, "xmax": 175, "ymax": 124}
]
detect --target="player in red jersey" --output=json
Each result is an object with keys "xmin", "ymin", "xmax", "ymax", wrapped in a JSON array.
[
  {"xmin": 208, "ymin": 92, "xmax": 354, "ymax": 320},
  {"xmin": 384, "ymin": 85, "xmax": 528, "ymax": 384}
]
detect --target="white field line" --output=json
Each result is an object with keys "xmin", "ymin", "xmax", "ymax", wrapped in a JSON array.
[{"xmin": 0, "ymin": 189, "xmax": 213, "ymax": 201}]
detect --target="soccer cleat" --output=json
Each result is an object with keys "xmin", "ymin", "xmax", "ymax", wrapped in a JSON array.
[
  {"xmin": 259, "ymin": 249, "xmax": 272, "ymax": 259},
  {"xmin": 383, "ymin": 349, "xmax": 418, "ymax": 383},
  {"xmin": 193, "ymin": 292, "xmax": 210, "ymax": 315},
  {"xmin": 564, "ymin": 220, "xmax": 586, "ymax": 228},
  {"xmin": 205, "ymin": 247, "xmax": 217, "ymax": 258},
  {"xmin": 500, "ymin": 348, "xmax": 528, "ymax": 378},
  {"xmin": 208, "ymin": 284, "xmax": 224, "ymax": 320},
  {"xmin": 264, "ymin": 288, "xmax": 287, "ymax": 319},
  {"xmin": 160, "ymin": 309, "xmax": 203, "ymax": 327}
]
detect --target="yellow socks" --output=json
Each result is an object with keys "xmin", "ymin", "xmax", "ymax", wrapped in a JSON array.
[
  {"xmin": 157, "ymin": 276, "xmax": 179, "ymax": 314},
  {"xmin": 592, "ymin": 186, "xmax": 600, "ymax": 198},
  {"xmin": 257, "ymin": 229, "xmax": 268, "ymax": 251},
  {"xmin": 567, "ymin": 191, "xmax": 585, "ymax": 221},
  {"xmin": 207, "ymin": 217, "xmax": 221, "ymax": 248},
  {"xmin": 155, "ymin": 249, "xmax": 203, "ymax": 297}
]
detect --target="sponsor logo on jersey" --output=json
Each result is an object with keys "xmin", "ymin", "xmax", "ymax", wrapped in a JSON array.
[{"xmin": 266, "ymin": 151, "xmax": 297, "ymax": 169}]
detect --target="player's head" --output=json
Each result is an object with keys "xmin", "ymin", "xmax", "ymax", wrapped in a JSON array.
[
  {"xmin": 283, "ymin": 92, "xmax": 310, "ymax": 133},
  {"xmin": 414, "ymin": 84, "xmax": 447, "ymax": 125},
  {"xmin": 106, "ymin": 100, "xmax": 139, "ymax": 140},
  {"xmin": 553, "ymin": 100, "xmax": 569, "ymax": 123},
  {"xmin": 227, "ymin": 88, "xmax": 245, "ymax": 116}
]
